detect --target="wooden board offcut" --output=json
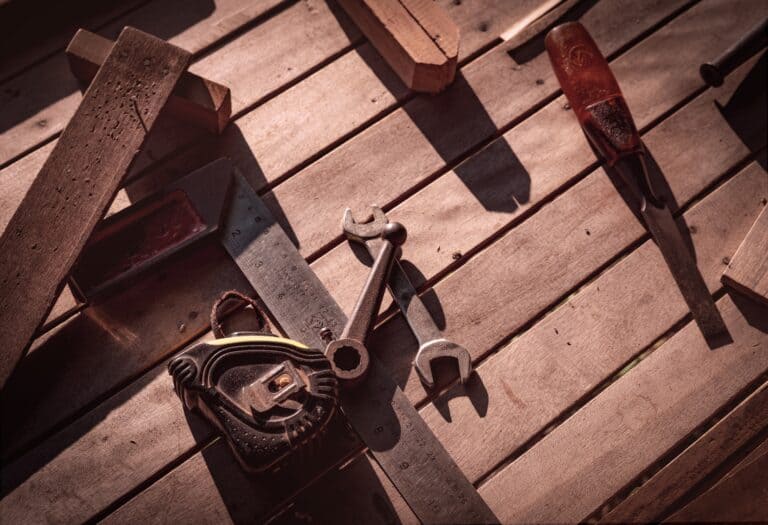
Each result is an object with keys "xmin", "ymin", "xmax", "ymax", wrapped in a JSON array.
[
  {"xmin": 722, "ymin": 205, "xmax": 768, "ymax": 304},
  {"xmin": 0, "ymin": 27, "xmax": 190, "ymax": 388}
]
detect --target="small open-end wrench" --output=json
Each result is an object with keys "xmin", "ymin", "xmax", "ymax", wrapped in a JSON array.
[
  {"xmin": 324, "ymin": 218, "xmax": 407, "ymax": 384},
  {"xmin": 343, "ymin": 207, "xmax": 472, "ymax": 388}
]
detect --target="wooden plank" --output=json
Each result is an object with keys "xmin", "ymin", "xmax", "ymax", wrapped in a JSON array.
[
  {"xmin": 1, "ymin": 0, "xmax": 754, "ymax": 513},
  {"xmin": 119, "ymin": 0, "xmax": 544, "ymax": 196},
  {"xmin": 313, "ymin": 0, "xmax": 761, "ymax": 324},
  {"xmin": 338, "ymin": 0, "xmax": 458, "ymax": 93},
  {"xmin": 0, "ymin": 0, "xmax": 742, "ymax": 457},
  {"xmin": 66, "ymin": 29, "xmax": 231, "ymax": 134},
  {"xmin": 478, "ymin": 293, "xmax": 768, "ymax": 523},
  {"xmin": 0, "ymin": 28, "xmax": 190, "ymax": 388},
  {"xmin": 722, "ymin": 205, "xmax": 768, "ymax": 304},
  {"xmin": 666, "ymin": 437, "xmax": 768, "ymax": 522},
  {"xmin": 0, "ymin": 0, "xmax": 535, "ymax": 457},
  {"xmin": 8, "ymin": 64, "xmax": 759, "ymax": 525},
  {"xmin": 248, "ymin": 161, "xmax": 768, "ymax": 525},
  {"xmin": 263, "ymin": 0, "xmax": 738, "ymax": 265},
  {"xmin": 602, "ymin": 381, "xmax": 768, "ymax": 522},
  {"xmin": 0, "ymin": 0, "xmax": 292, "ymax": 168}
]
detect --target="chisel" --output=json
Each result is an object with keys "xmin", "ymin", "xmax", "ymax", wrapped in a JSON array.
[{"xmin": 545, "ymin": 22, "xmax": 728, "ymax": 343}]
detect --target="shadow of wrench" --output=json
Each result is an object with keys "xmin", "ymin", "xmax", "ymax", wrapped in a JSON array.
[{"xmin": 343, "ymin": 207, "xmax": 472, "ymax": 388}]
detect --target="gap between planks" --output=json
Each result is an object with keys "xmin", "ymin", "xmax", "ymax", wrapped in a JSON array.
[
  {"xmin": 3, "ymin": 30, "xmax": 762, "ymax": 523},
  {"xmin": 0, "ymin": 0, "xmax": 744, "ymax": 470},
  {"xmin": 0, "ymin": 0, "xmax": 552, "ymax": 458}
]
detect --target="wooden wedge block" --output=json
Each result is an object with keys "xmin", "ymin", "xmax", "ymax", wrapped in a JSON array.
[
  {"xmin": 722, "ymin": 204, "xmax": 768, "ymax": 304},
  {"xmin": 0, "ymin": 27, "xmax": 190, "ymax": 389},
  {"xmin": 67, "ymin": 29, "xmax": 230, "ymax": 134},
  {"xmin": 338, "ymin": 0, "xmax": 459, "ymax": 93}
]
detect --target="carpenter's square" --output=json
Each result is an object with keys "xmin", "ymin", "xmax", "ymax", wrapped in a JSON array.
[{"xmin": 76, "ymin": 159, "xmax": 498, "ymax": 523}]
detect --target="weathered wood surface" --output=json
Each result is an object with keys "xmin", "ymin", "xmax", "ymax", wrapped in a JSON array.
[
  {"xmin": 722, "ymin": 205, "xmax": 768, "ymax": 304},
  {"xmin": 0, "ymin": 0, "xmax": 563, "ymax": 459},
  {"xmin": 0, "ymin": 28, "xmax": 190, "ymax": 388},
  {"xmin": 4, "ymin": 10, "xmax": 765, "ymax": 523},
  {"xmin": 1, "ymin": 0, "xmax": 766, "ymax": 522},
  {"xmin": 254, "ymin": 163, "xmax": 768, "ymax": 523},
  {"xmin": 478, "ymin": 291, "xmax": 768, "ymax": 523},
  {"xmin": 602, "ymin": 381, "xmax": 768, "ymax": 522},
  {"xmin": 665, "ymin": 436, "xmax": 768, "ymax": 523},
  {"xmin": 337, "ymin": 0, "xmax": 459, "ymax": 92},
  {"xmin": 0, "ymin": 0, "xmax": 287, "ymax": 168},
  {"xmin": 67, "ymin": 29, "xmax": 231, "ymax": 134}
]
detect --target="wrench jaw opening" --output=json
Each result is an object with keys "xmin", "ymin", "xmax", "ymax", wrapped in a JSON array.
[
  {"xmin": 342, "ymin": 206, "xmax": 389, "ymax": 242},
  {"xmin": 413, "ymin": 339, "xmax": 473, "ymax": 389},
  {"xmin": 324, "ymin": 337, "xmax": 371, "ymax": 385}
]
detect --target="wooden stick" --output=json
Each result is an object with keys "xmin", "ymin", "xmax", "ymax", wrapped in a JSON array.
[
  {"xmin": 0, "ymin": 27, "xmax": 190, "ymax": 389},
  {"xmin": 722, "ymin": 204, "xmax": 768, "ymax": 305},
  {"xmin": 66, "ymin": 29, "xmax": 230, "ymax": 134},
  {"xmin": 337, "ymin": 0, "xmax": 459, "ymax": 93}
]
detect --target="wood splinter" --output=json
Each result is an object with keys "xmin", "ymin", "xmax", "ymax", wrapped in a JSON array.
[
  {"xmin": 67, "ymin": 29, "xmax": 231, "ymax": 134},
  {"xmin": 722, "ymin": 204, "xmax": 768, "ymax": 305},
  {"xmin": 338, "ymin": 0, "xmax": 460, "ymax": 93}
]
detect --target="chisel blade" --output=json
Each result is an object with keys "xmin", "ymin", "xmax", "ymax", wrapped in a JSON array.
[{"xmin": 641, "ymin": 201, "xmax": 728, "ymax": 342}]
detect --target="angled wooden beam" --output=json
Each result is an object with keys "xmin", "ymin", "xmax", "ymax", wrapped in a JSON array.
[
  {"xmin": 338, "ymin": 0, "xmax": 459, "ymax": 93},
  {"xmin": 66, "ymin": 29, "xmax": 230, "ymax": 134},
  {"xmin": 722, "ymin": 204, "xmax": 768, "ymax": 304},
  {"xmin": 0, "ymin": 27, "xmax": 190, "ymax": 389}
]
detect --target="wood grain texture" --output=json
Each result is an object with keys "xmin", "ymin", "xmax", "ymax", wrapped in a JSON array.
[
  {"xmin": 0, "ymin": 27, "xmax": 190, "ymax": 388},
  {"xmin": 0, "ymin": 0, "xmax": 742, "ymax": 470},
  {"xmin": 234, "ymin": 161, "xmax": 768, "ymax": 525},
  {"xmin": 665, "ymin": 437, "xmax": 768, "ymax": 523},
  {"xmin": 338, "ymin": 0, "xmax": 458, "ymax": 92},
  {"xmin": 121, "ymin": 0, "xmax": 543, "ymax": 197},
  {"xmin": 722, "ymin": 205, "xmax": 768, "ymax": 304},
  {"xmin": 0, "ymin": 0, "xmax": 286, "ymax": 168},
  {"xmin": 602, "ymin": 381, "xmax": 768, "ymax": 522},
  {"xmin": 265, "ymin": 0, "xmax": 732, "ymax": 264},
  {"xmin": 67, "ymin": 29, "xmax": 231, "ymax": 134},
  {"xmin": 10, "ymin": 59, "xmax": 758, "ymax": 525},
  {"xmin": 0, "ymin": 0, "xmax": 529, "ymax": 457},
  {"xmin": 2, "ymin": 1, "xmax": 764, "ymax": 522},
  {"xmin": 479, "ymin": 292, "xmax": 768, "ymax": 523}
]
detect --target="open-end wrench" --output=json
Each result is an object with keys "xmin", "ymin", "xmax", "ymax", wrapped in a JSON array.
[
  {"xmin": 343, "ymin": 207, "xmax": 472, "ymax": 388},
  {"xmin": 325, "ymin": 217, "xmax": 406, "ymax": 384}
]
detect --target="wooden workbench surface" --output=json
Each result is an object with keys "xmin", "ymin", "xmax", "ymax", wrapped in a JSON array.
[{"xmin": 1, "ymin": 1, "xmax": 766, "ymax": 523}]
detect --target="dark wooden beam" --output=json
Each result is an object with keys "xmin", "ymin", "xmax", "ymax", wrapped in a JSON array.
[
  {"xmin": 66, "ymin": 29, "xmax": 230, "ymax": 134},
  {"xmin": 0, "ymin": 27, "xmax": 190, "ymax": 389}
]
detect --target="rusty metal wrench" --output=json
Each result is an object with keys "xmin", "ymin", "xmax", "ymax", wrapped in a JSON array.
[
  {"xmin": 343, "ymin": 207, "xmax": 472, "ymax": 388},
  {"xmin": 325, "ymin": 216, "xmax": 406, "ymax": 384}
]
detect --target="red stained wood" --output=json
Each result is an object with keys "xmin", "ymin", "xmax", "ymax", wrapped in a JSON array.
[{"xmin": 0, "ymin": 27, "xmax": 190, "ymax": 388}]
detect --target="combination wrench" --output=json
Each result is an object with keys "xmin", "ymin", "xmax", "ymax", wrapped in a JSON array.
[
  {"xmin": 343, "ymin": 207, "xmax": 472, "ymax": 388},
  {"xmin": 325, "ymin": 218, "xmax": 407, "ymax": 383}
]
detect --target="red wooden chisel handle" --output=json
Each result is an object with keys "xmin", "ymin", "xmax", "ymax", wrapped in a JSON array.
[{"xmin": 545, "ymin": 21, "xmax": 643, "ymax": 165}]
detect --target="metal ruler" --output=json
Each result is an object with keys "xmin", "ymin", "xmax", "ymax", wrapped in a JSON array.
[{"xmin": 220, "ymin": 173, "xmax": 498, "ymax": 524}]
